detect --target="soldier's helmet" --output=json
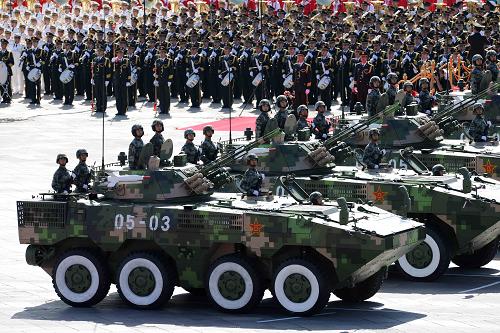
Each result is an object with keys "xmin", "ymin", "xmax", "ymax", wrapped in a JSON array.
[
  {"xmin": 276, "ymin": 95, "xmax": 288, "ymax": 107},
  {"xmin": 473, "ymin": 103, "xmax": 484, "ymax": 113},
  {"xmin": 369, "ymin": 128, "xmax": 380, "ymax": 137},
  {"xmin": 472, "ymin": 54, "xmax": 483, "ymax": 64},
  {"xmin": 403, "ymin": 81, "xmax": 413, "ymax": 90},
  {"xmin": 315, "ymin": 100, "xmax": 326, "ymax": 111},
  {"xmin": 131, "ymin": 124, "xmax": 143, "ymax": 136},
  {"xmin": 246, "ymin": 153, "xmax": 258, "ymax": 164},
  {"xmin": 56, "ymin": 153, "xmax": 68, "ymax": 163},
  {"xmin": 76, "ymin": 149, "xmax": 88, "ymax": 158},
  {"xmin": 419, "ymin": 77, "xmax": 429, "ymax": 87},
  {"xmin": 432, "ymin": 164, "xmax": 446, "ymax": 176},
  {"xmin": 297, "ymin": 104, "xmax": 308, "ymax": 115},
  {"xmin": 309, "ymin": 191, "xmax": 323, "ymax": 205},
  {"xmin": 184, "ymin": 128, "xmax": 196, "ymax": 138},
  {"xmin": 203, "ymin": 125, "xmax": 214, "ymax": 134},
  {"xmin": 387, "ymin": 72, "xmax": 398, "ymax": 83},
  {"xmin": 258, "ymin": 99, "xmax": 271, "ymax": 111},
  {"xmin": 486, "ymin": 50, "xmax": 497, "ymax": 59},
  {"xmin": 151, "ymin": 119, "xmax": 164, "ymax": 131},
  {"xmin": 369, "ymin": 76, "xmax": 381, "ymax": 87}
]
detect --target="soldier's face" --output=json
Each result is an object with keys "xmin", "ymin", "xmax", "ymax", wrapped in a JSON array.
[
  {"xmin": 249, "ymin": 159, "xmax": 257, "ymax": 167},
  {"xmin": 58, "ymin": 158, "xmax": 67, "ymax": 166},
  {"xmin": 317, "ymin": 105, "xmax": 325, "ymax": 113},
  {"xmin": 187, "ymin": 134, "xmax": 195, "ymax": 141},
  {"xmin": 261, "ymin": 104, "xmax": 270, "ymax": 112},
  {"xmin": 136, "ymin": 129, "xmax": 144, "ymax": 137},
  {"xmin": 205, "ymin": 130, "xmax": 213, "ymax": 138},
  {"xmin": 79, "ymin": 154, "xmax": 88, "ymax": 162},
  {"xmin": 279, "ymin": 100, "xmax": 287, "ymax": 108},
  {"xmin": 371, "ymin": 133, "xmax": 379, "ymax": 141},
  {"xmin": 155, "ymin": 124, "xmax": 163, "ymax": 132}
]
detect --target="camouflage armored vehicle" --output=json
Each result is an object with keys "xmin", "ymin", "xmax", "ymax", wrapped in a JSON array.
[
  {"xmin": 17, "ymin": 130, "xmax": 424, "ymax": 316},
  {"xmin": 221, "ymin": 125, "xmax": 500, "ymax": 281}
]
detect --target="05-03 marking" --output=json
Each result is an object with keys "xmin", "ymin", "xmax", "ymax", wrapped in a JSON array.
[{"xmin": 114, "ymin": 214, "xmax": 171, "ymax": 232}]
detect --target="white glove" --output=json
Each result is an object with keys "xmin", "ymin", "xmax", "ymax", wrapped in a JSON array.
[
  {"xmin": 201, "ymin": 50, "xmax": 207, "ymax": 57},
  {"xmin": 35, "ymin": 62, "xmax": 41, "ymax": 68},
  {"xmin": 218, "ymin": 74, "xmax": 222, "ymax": 79},
  {"xmin": 71, "ymin": 172, "xmax": 76, "ymax": 179},
  {"xmin": 91, "ymin": 79, "xmax": 95, "ymax": 85},
  {"xmin": 316, "ymin": 74, "xmax": 320, "ymax": 80},
  {"xmin": 324, "ymin": 70, "xmax": 330, "ymax": 75},
  {"xmin": 487, "ymin": 121, "xmax": 492, "ymax": 127},
  {"xmin": 425, "ymin": 110, "xmax": 432, "ymax": 115},
  {"xmin": 168, "ymin": 82, "xmax": 171, "ymax": 87},
  {"xmin": 105, "ymin": 81, "xmax": 109, "ymax": 87},
  {"xmin": 84, "ymin": 51, "xmax": 90, "ymax": 57},
  {"xmin": 403, "ymin": 55, "xmax": 411, "ymax": 63},
  {"xmin": 252, "ymin": 190, "xmax": 259, "ymax": 196},
  {"xmin": 43, "ymin": 46, "xmax": 49, "ymax": 52},
  {"xmin": 153, "ymin": 73, "xmax": 158, "ymax": 78},
  {"xmin": 383, "ymin": 82, "xmax": 389, "ymax": 90},
  {"xmin": 194, "ymin": 69, "xmax": 199, "ymax": 74},
  {"xmin": 261, "ymin": 174, "xmax": 265, "ymax": 180},
  {"xmin": 136, "ymin": 47, "xmax": 142, "ymax": 53},
  {"xmin": 210, "ymin": 51, "xmax": 217, "ymax": 58},
  {"xmin": 126, "ymin": 82, "xmax": 131, "ymax": 87},
  {"xmin": 153, "ymin": 80, "xmax": 159, "ymax": 87},
  {"xmin": 370, "ymin": 55, "xmax": 377, "ymax": 63},
  {"xmin": 374, "ymin": 165, "xmax": 379, "ymax": 169},
  {"xmin": 177, "ymin": 54, "xmax": 183, "ymax": 60},
  {"xmin": 306, "ymin": 51, "xmax": 313, "ymax": 59},
  {"xmin": 481, "ymin": 136, "xmax": 487, "ymax": 141},
  {"xmin": 322, "ymin": 134, "xmax": 327, "ymax": 139},
  {"xmin": 75, "ymin": 47, "xmax": 80, "ymax": 52},
  {"xmin": 26, "ymin": 66, "xmax": 31, "ymax": 71},
  {"xmin": 69, "ymin": 64, "xmax": 75, "ymax": 69},
  {"xmin": 381, "ymin": 149, "xmax": 386, "ymax": 155},
  {"xmin": 83, "ymin": 184, "xmax": 88, "ymax": 190},
  {"xmin": 168, "ymin": 49, "xmax": 174, "ymax": 54},
  {"xmin": 263, "ymin": 46, "xmax": 269, "ymax": 53},
  {"xmin": 349, "ymin": 81, "xmax": 354, "ymax": 89},
  {"xmin": 105, "ymin": 46, "xmax": 111, "ymax": 53},
  {"xmin": 62, "ymin": 190, "xmax": 69, "ymax": 195},
  {"xmin": 58, "ymin": 68, "xmax": 62, "ymax": 73},
  {"xmin": 241, "ymin": 51, "xmax": 248, "ymax": 58},
  {"xmin": 145, "ymin": 52, "xmax": 152, "ymax": 60}
]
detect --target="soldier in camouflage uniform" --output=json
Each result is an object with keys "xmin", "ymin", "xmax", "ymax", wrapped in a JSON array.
[
  {"xmin": 255, "ymin": 99, "xmax": 271, "ymax": 138},
  {"xmin": 200, "ymin": 125, "xmax": 219, "ymax": 164},
  {"xmin": 366, "ymin": 76, "xmax": 381, "ymax": 116},
  {"xmin": 386, "ymin": 73, "xmax": 399, "ymax": 105},
  {"xmin": 485, "ymin": 50, "xmax": 498, "ymax": 83},
  {"xmin": 311, "ymin": 101, "xmax": 330, "ymax": 140},
  {"xmin": 469, "ymin": 103, "xmax": 492, "ymax": 142},
  {"xmin": 417, "ymin": 78, "xmax": 435, "ymax": 115},
  {"xmin": 273, "ymin": 95, "xmax": 289, "ymax": 130},
  {"xmin": 72, "ymin": 149, "xmax": 92, "ymax": 193},
  {"xmin": 129, "ymin": 124, "xmax": 144, "ymax": 170},
  {"xmin": 362, "ymin": 128, "xmax": 384, "ymax": 169},
  {"xmin": 470, "ymin": 54, "xmax": 484, "ymax": 95},
  {"xmin": 150, "ymin": 120, "xmax": 164, "ymax": 157},
  {"xmin": 296, "ymin": 105, "xmax": 310, "ymax": 132},
  {"xmin": 399, "ymin": 81, "xmax": 415, "ymax": 115},
  {"xmin": 52, "ymin": 154, "xmax": 72, "ymax": 194},
  {"xmin": 181, "ymin": 128, "xmax": 200, "ymax": 164},
  {"xmin": 240, "ymin": 154, "xmax": 264, "ymax": 196}
]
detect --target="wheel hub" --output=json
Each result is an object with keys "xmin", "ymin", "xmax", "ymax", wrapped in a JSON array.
[
  {"xmin": 65, "ymin": 264, "xmax": 92, "ymax": 293},
  {"xmin": 217, "ymin": 271, "xmax": 245, "ymax": 300},
  {"xmin": 406, "ymin": 242, "xmax": 433, "ymax": 269},
  {"xmin": 283, "ymin": 273, "xmax": 311, "ymax": 303},
  {"xmin": 128, "ymin": 267, "xmax": 156, "ymax": 297}
]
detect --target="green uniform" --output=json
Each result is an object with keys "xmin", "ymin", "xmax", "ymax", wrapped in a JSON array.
[
  {"xmin": 240, "ymin": 167, "xmax": 263, "ymax": 196},
  {"xmin": 128, "ymin": 138, "xmax": 144, "ymax": 169},
  {"xmin": 362, "ymin": 142, "xmax": 383, "ymax": 169},
  {"xmin": 181, "ymin": 141, "xmax": 200, "ymax": 164},
  {"xmin": 72, "ymin": 162, "xmax": 92, "ymax": 193},
  {"xmin": 51, "ymin": 166, "xmax": 72, "ymax": 193}
]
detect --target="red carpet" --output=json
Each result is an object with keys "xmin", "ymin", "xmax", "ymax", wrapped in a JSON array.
[{"xmin": 177, "ymin": 116, "xmax": 320, "ymax": 132}]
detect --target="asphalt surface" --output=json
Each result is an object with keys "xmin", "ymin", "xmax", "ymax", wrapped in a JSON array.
[{"xmin": 1, "ymin": 95, "xmax": 499, "ymax": 333}]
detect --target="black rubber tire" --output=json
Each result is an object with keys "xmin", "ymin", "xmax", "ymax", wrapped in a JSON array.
[
  {"xmin": 396, "ymin": 226, "xmax": 451, "ymax": 282},
  {"xmin": 452, "ymin": 239, "xmax": 499, "ymax": 269},
  {"xmin": 116, "ymin": 252, "xmax": 176, "ymax": 309},
  {"xmin": 333, "ymin": 268, "xmax": 384, "ymax": 302},
  {"xmin": 272, "ymin": 258, "xmax": 330, "ymax": 316},
  {"xmin": 52, "ymin": 248, "xmax": 110, "ymax": 307},
  {"xmin": 205, "ymin": 254, "xmax": 264, "ymax": 313}
]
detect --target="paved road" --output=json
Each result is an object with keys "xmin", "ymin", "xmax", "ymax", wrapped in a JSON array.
[{"xmin": 1, "ymin": 95, "xmax": 499, "ymax": 333}]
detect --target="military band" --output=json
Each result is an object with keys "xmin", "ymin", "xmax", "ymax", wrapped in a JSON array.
[{"xmin": 0, "ymin": 0, "xmax": 497, "ymax": 117}]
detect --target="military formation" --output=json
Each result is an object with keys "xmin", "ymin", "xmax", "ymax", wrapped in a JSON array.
[{"xmin": 0, "ymin": 0, "xmax": 496, "ymax": 118}]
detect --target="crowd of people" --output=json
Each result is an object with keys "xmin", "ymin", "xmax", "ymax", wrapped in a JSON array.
[{"xmin": 0, "ymin": 0, "xmax": 497, "ymax": 118}]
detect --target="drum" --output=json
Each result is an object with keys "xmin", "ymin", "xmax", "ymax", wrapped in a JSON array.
[
  {"xmin": 130, "ymin": 69, "xmax": 138, "ymax": 85},
  {"xmin": 0, "ymin": 61, "xmax": 8, "ymax": 85},
  {"xmin": 186, "ymin": 74, "xmax": 200, "ymax": 88},
  {"xmin": 283, "ymin": 74, "xmax": 293, "ymax": 89},
  {"xmin": 59, "ymin": 69, "xmax": 74, "ymax": 84},
  {"xmin": 28, "ymin": 68, "xmax": 42, "ymax": 82},
  {"xmin": 221, "ymin": 73, "xmax": 234, "ymax": 87},
  {"xmin": 318, "ymin": 76, "xmax": 331, "ymax": 90},
  {"xmin": 252, "ymin": 72, "xmax": 262, "ymax": 87}
]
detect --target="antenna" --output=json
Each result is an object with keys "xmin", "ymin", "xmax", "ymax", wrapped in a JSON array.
[{"xmin": 101, "ymin": 3, "xmax": 107, "ymax": 172}]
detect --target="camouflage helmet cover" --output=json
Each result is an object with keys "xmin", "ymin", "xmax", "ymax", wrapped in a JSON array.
[
  {"xmin": 369, "ymin": 76, "xmax": 381, "ymax": 87},
  {"xmin": 403, "ymin": 81, "xmax": 413, "ymax": 89},
  {"xmin": 151, "ymin": 119, "xmax": 164, "ymax": 131},
  {"xmin": 315, "ymin": 100, "xmax": 326, "ymax": 110},
  {"xmin": 76, "ymin": 149, "xmax": 88, "ymax": 158},
  {"xmin": 309, "ymin": 191, "xmax": 323, "ymax": 204},
  {"xmin": 432, "ymin": 164, "xmax": 446, "ymax": 175},
  {"xmin": 258, "ymin": 99, "xmax": 271, "ymax": 110},
  {"xmin": 472, "ymin": 54, "xmax": 483, "ymax": 63},
  {"xmin": 203, "ymin": 125, "xmax": 214, "ymax": 134},
  {"xmin": 184, "ymin": 128, "xmax": 196, "ymax": 138},
  {"xmin": 246, "ymin": 153, "xmax": 258, "ymax": 163},
  {"xmin": 56, "ymin": 153, "xmax": 68, "ymax": 163},
  {"xmin": 276, "ymin": 95, "xmax": 288, "ymax": 107},
  {"xmin": 297, "ymin": 104, "xmax": 308, "ymax": 114},
  {"xmin": 131, "ymin": 124, "xmax": 144, "ymax": 136},
  {"xmin": 369, "ymin": 128, "xmax": 380, "ymax": 137}
]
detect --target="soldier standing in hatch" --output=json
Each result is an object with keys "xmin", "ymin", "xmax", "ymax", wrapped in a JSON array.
[
  {"xmin": 273, "ymin": 95, "xmax": 289, "ymax": 130},
  {"xmin": 150, "ymin": 120, "xmax": 165, "ymax": 157},
  {"xmin": 72, "ymin": 149, "xmax": 92, "ymax": 193},
  {"xmin": 181, "ymin": 129, "xmax": 200, "ymax": 164},
  {"xmin": 363, "ymin": 128, "xmax": 385, "ymax": 170},
  {"xmin": 366, "ymin": 76, "xmax": 381, "ymax": 117},
  {"xmin": 470, "ymin": 54, "xmax": 484, "ymax": 95},
  {"xmin": 255, "ymin": 99, "xmax": 271, "ymax": 139},
  {"xmin": 200, "ymin": 125, "xmax": 219, "ymax": 164},
  {"xmin": 417, "ymin": 78, "xmax": 434, "ymax": 115},
  {"xmin": 386, "ymin": 72, "xmax": 399, "ymax": 105},
  {"xmin": 296, "ymin": 105, "xmax": 310, "ymax": 132},
  {"xmin": 52, "ymin": 154, "xmax": 72, "ymax": 194},
  {"xmin": 485, "ymin": 50, "xmax": 498, "ymax": 83},
  {"xmin": 469, "ymin": 103, "xmax": 492, "ymax": 142},
  {"xmin": 240, "ymin": 154, "xmax": 265, "ymax": 197},
  {"xmin": 129, "ymin": 124, "xmax": 144, "ymax": 170},
  {"xmin": 312, "ymin": 101, "xmax": 330, "ymax": 140}
]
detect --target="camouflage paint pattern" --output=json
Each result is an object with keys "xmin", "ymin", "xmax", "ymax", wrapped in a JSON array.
[{"xmin": 17, "ymin": 194, "xmax": 424, "ymax": 290}]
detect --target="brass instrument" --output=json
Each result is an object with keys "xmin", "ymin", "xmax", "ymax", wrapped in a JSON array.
[
  {"xmin": 170, "ymin": 0, "xmax": 180, "ymax": 13},
  {"xmin": 370, "ymin": 1, "xmax": 384, "ymax": 13},
  {"xmin": 194, "ymin": 0, "xmax": 209, "ymax": 13},
  {"xmin": 283, "ymin": 0, "xmax": 296, "ymax": 12},
  {"xmin": 344, "ymin": 1, "xmax": 356, "ymax": 14},
  {"xmin": 465, "ymin": 0, "xmax": 482, "ymax": 14}
]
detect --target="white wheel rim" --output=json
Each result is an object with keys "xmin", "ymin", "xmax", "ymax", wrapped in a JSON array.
[
  {"xmin": 274, "ymin": 264, "xmax": 320, "ymax": 313},
  {"xmin": 208, "ymin": 262, "xmax": 254, "ymax": 310},
  {"xmin": 55, "ymin": 255, "xmax": 100, "ymax": 303},
  {"xmin": 119, "ymin": 258, "xmax": 164, "ymax": 306},
  {"xmin": 398, "ymin": 234, "xmax": 441, "ymax": 278}
]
